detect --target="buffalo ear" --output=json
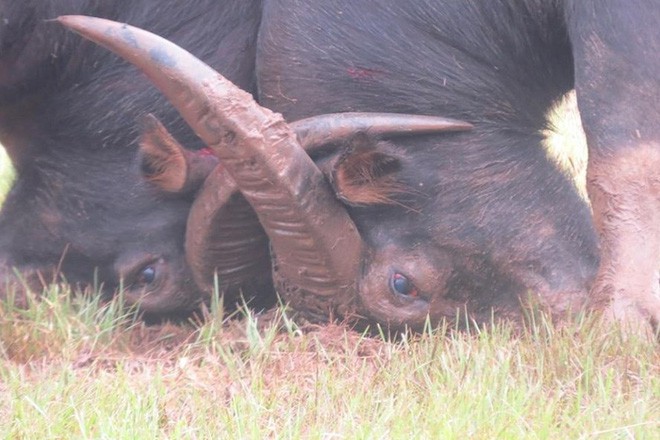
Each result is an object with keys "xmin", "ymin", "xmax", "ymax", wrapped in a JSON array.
[
  {"xmin": 331, "ymin": 133, "xmax": 406, "ymax": 206},
  {"xmin": 138, "ymin": 114, "xmax": 218, "ymax": 194},
  {"xmin": 138, "ymin": 114, "xmax": 188, "ymax": 193}
]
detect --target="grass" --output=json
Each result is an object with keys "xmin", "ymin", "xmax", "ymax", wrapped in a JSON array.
[{"xmin": 0, "ymin": 285, "xmax": 658, "ymax": 439}]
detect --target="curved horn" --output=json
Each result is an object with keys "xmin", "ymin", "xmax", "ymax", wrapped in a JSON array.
[
  {"xmin": 58, "ymin": 16, "xmax": 363, "ymax": 308},
  {"xmin": 291, "ymin": 112, "xmax": 472, "ymax": 153}
]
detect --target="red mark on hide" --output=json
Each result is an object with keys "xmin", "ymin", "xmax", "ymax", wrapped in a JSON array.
[
  {"xmin": 347, "ymin": 67, "xmax": 384, "ymax": 80},
  {"xmin": 197, "ymin": 147, "xmax": 215, "ymax": 157}
]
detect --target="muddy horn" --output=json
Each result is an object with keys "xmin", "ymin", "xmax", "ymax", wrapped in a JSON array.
[{"xmin": 57, "ymin": 15, "xmax": 365, "ymax": 311}]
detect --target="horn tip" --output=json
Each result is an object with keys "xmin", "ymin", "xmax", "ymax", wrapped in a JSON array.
[
  {"xmin": 57, "ymin": 15, "xmax": 122, "ymax": 37},
  {"xmin": 56, "ymin": 15, "xmax": 88, "ymax": 27}
]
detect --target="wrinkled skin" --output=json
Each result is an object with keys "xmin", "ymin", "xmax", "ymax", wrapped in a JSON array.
[
  {"xmin": 0, "ymin": 1, "xmax": 269, "ymax": 314},
  {"xmin": 254, "ymin": 0, "xmax": 657, "ymax": 330}
]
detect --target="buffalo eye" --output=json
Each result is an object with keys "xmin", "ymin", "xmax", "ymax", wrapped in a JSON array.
[
  {"xmin": 390, "ymin": 273, "xmax": 418, "ymax": 297},
  {"xmin": 135, "ymin": 265, "xmax": 156, "ymax": 286}
]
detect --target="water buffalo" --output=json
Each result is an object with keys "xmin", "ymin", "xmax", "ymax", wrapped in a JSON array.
[
  {"xmin": 256, "ymin": 0, "xmax": 660, "ymax": 330},
  {"xmin": 0, "ymin": 0, "xmax": 268, "ymax": 315},
  {"xmin": 57, "ymin": 0, "xmax": 659, "ymax": 332}
]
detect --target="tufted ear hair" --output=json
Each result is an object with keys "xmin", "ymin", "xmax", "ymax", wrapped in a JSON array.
[
  {"xmin": 138, "ymin": 114, "xmax": 218, "ymax": 195},
  {"xmin": 331, "ymin": 133, "xmax": 408, "ymax": 206}
]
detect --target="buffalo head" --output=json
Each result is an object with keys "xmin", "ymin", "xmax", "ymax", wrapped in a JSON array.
[{"xmin": 0, "ymin": 114, "xmax": 219, "ymax": 315}]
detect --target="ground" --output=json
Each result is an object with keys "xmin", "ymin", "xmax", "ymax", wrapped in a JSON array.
[{"xmin": 0, "ymin": 287, "xmax": 658, "ymax": 438}]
